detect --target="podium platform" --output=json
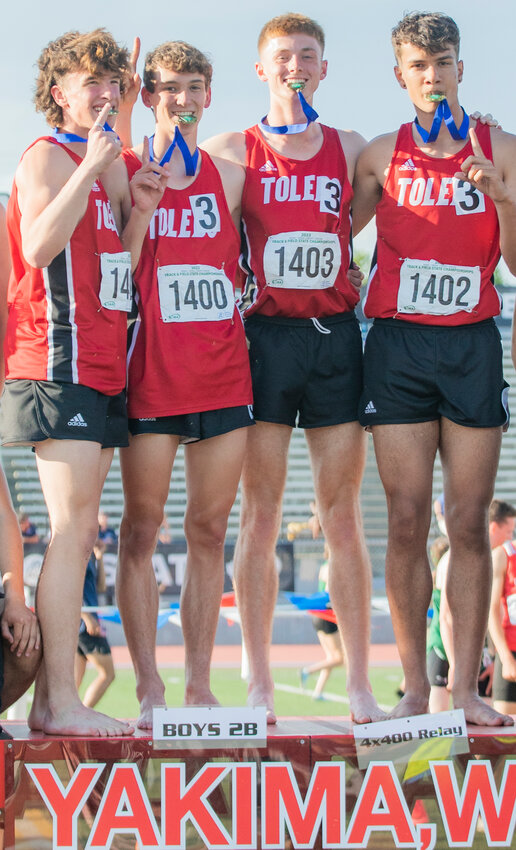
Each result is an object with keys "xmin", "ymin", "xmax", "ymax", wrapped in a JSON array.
[{"xmin": 1, "ymin": 717, "xmax": 516, "ymax": 849}]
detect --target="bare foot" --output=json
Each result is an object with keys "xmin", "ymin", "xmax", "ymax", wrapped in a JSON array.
[
  {"xmin": 27, "ymin": 704, "xmax": 44, "ymax": 731},
  {"xmin": 248, "ymin": 683, "xmax": 276, "ymax": 725},
  {"xmin": 184, "ymin": 687, "xmax": 220, "ymax": 707},
  {"xmin": 349, "ymin": 689, "xmax": 386, "ymax": 724},
  {"xmin": 137, "ymin": 692, "xmax": 166, "ymax": 731},
  {"xmin": 27, "ymin": 669, "xmax": 47, "ymax": 730},
  {"xmin": 454, "ymin": 694, "xmax": 514, "ymax": 727},
  {"xmin": 37, "ymin": 702, "xmax": 134, "ymax": 736},
  {"xmin": 389, "ymin": 691, "xmax": 429, "ymax": 719}
]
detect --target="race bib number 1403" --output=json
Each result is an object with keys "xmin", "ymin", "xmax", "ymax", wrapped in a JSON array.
[
  {"xmin": 263, "ymin": 231, "xmax": 341, "ymax": 290},
  {"xmin": 397, "ymin": 258, "xmax": 480, "ymax": 316},
  {"xmin": 157, "ymin": 265, "xmax": 234, "ymax": 323}
]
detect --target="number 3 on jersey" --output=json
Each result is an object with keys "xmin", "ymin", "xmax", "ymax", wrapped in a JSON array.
[{"xmin": 157, "ymin": 265, "xmax": 235, "ymax": 323}]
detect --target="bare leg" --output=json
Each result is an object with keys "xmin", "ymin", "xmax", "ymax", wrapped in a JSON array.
[
  {"xmin": 118, "ymin": 434, "xmax": 178, "ymax": 729},
  {"xmin": 440, "ymin": 420, "xmax": 512, "ymax": 726},
  {"xmin": 304, "ymin": 631, "xmax": 344, "ymax": 699},
  {"xmin": 1, "ymin": 637, "xmax": 42, "ymax": 713},
  {"xmin": 182, "ymin": 428, "xmax": 247, "ymax": 705},
  {"xmin": 494, "ymin": 699, "xmax": 516, "ymax": 714},
  {"xmin": 372, "ymin": 422, "xmax": 439, "ymax": 718},
  {"xmin": 304, "ymin": 631, "xmax": 344, "ymax": 676},
  {"xmin": 80, "ymin": 651, "xmax": 115, "ymax": 708},
  {"xmin": 429, "ymin": 686, "xmax": 451, "ymax": 713},
  {"xmin": 233, "ymin": 422, "xmax": 292, "ymax": 723},
  {"xmin": 74, "ymin": 651, "xmax": 87, "ymax": 690},
  {"xmin": 28, "ymin": 440, "xmax": 133, "ymax": 736},
  {"xmin": 306, "ymin": 422, "xmax": 385, "ymax": 723}
]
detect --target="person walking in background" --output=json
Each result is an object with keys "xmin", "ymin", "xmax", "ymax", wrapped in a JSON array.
[
  {"xmin": 75, "ymin": 544, "xmax": 115, "ymax": 708},
  {"xmin": 300, "ymin": 546, "xmax": 344, "ymax": 700}
]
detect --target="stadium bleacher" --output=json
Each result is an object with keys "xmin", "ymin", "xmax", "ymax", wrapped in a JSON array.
[{"xmin": 3, "ymin": 324, "xmax": 515, "ymax": 577}]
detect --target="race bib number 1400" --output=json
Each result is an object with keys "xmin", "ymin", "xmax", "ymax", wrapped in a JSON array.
[
  {"xmin": 157, "ymin": 265, "xmax": 235, "ymax": 323},
  {"xmin": 397, "ymin": 258, "xmax": 481, "ymax": 316}
]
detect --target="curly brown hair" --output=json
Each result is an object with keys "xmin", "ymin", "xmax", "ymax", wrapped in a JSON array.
[
  {"xmin": 257, "ymin": 13, "xmax": 325, "ymax": 53},
  {"xmin": 391, "ymin": 12, "xmax": 460, "ymax": 60},
  {"xmin": 143, "ymin": 42, "xmax": 212, "ymax": 92},
  {"xmin": 34, "ymin": 29, "xmax": 131, "ymax": 127}
]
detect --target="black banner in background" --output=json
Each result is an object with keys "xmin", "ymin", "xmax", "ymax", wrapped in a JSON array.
[{"xmin": 22, "ymin": 541, "xmax": 295, "ymax": 595}]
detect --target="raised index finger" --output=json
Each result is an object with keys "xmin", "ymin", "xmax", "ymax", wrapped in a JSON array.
[
  {"xmin": 94, "ymin": 102, "xmax": 112, "ymax": 128},
  {"xmin": 469, "ymin": 126, "xmax": 485, "ymax": 158},
  {"xmin": 130, "ymin": 37, "xmax": 141, "ymax": 74},
  {"xmin": 142, "ymin": 135, "xmax": 150, "ymax": 166}
]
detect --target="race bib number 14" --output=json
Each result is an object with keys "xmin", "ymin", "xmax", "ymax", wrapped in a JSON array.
[
  {"xmin": 157, "ymin": 265, "xmax": 234, "ymax": 323},
  {"xmin": 99, "ymin": 252, "xmax": 133, "ymax": 312},
  {"xmin": 397, "ymin": 258, "xmax": 480, "ymax": 316}
]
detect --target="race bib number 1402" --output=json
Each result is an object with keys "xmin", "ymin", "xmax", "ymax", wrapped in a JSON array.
[{"xmin": 397, "ymin": 258, "xmax": 480, "ymax": 316}]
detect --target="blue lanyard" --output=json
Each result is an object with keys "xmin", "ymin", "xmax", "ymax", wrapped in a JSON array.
[
  {"xmin": 149, "ymin": 126, "xmax": 199, "ymax": 176},
  {"xmin": 414, "ymin": 99, "xmax": 469, "ymax": 144},
  {"xmin": 52, "ymin": 122, "xmax": 115, "ymax": 143},
  {"xmin": 259, "ymin": 91, "xmax": 319, "ymax": 136}
]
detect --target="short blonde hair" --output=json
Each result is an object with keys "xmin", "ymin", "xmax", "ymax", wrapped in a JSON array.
[{"xmin": 258, "ymin": 13, "xmax": 325, "ymax": 53}]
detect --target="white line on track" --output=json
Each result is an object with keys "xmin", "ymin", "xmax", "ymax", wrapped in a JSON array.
[{"xmin": 274, "ymin": 683, "xmax": 391, "ymax": 712}]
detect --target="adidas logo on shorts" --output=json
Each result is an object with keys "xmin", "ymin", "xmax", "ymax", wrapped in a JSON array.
[
  {"xmin": 363, "ymin": 401, "xmax": 377, "ymax": 415},
  {"xmin": 259, "ymin": 160, "xmax": 278, "ymax": 172},
  {"xmin": 399, "ymin": 158, "xmax": 417, "ymax": 171},
  {"xmin": 68, "ymin": 413, "xmax": 88, "ymax": 427}
]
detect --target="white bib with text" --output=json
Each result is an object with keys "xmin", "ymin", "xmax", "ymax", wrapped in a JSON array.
[
  {"xmin": 263, "ymin": 231, "xmax": 341, "ymax": 290},
  {"xmin": 397, "ymin": 258, "xmax": 480, "ymax": 316},
  {"xmin": 157, "ymin": 265, "xmax": 234, "ymax": 323},
  {"xmin": 99, "ymin": 252, "xmax": 133, "ymax": 312}
]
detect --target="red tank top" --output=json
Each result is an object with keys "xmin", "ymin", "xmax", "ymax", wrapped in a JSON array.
[
  {"xmin": 363, "ymin": 121, "xmax": 501, "ymax": 325},
  {"xmin": 501, "ymin": 541, "xmax": 516, "ymax": 652},
  {"xmin": 123, "ymin": 149, "xmax": 252, "ymax": 418},
  {"xmin": 6, "ymin": 137, "xmax": 128, "ymax": 394},
  {"xmin": 240, "ymin": 124, "xmax": 357, "ymax": 319}
]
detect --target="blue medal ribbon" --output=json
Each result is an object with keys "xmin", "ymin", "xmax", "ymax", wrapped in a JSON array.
[
  {"xmin": 149, "ymin": 126, "xmax": 199, "ymax": 176},
  {"xmin": 414, "ymin": 99, "xmax": 469, "ymax": 144},
  {"xmin": 52, "ymin": 122, "xmax": 116, "ymax": 143},
  {"xmin": 259, "ymin": 91, "xmax": 319, "ymax": 136}
]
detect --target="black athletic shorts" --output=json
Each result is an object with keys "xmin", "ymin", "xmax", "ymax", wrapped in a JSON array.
[
  {"xmin": 493, "ymin": 651, "xmax": 516, "ymax": 703},
  {"xmin": 77, "ymin": 632, "xmax": 112, "ymax": 658},
  {"xmin": 312, "ymin": 616, "xmax": 339, "ymax": 635},
  {"xmin": 245, "ymin": 312, "xmax": 363, "ymax": 428},
  {"xmin": 427, "ymin": 646, "xmax": 449, "ymax": 687},
  {"xmin": 0, "ymin": 380, "xmax": 128, "ymax": 449},
  {"xmin": 359, "ymin": 318, "xmax": 509, "ymax": 428},
  {"xmin": 129, "ymin": 405, "xmax": 255, "ymax": 443},
  {"xmin": 427, "ymin": 645, "xmax": 492, "ymax": 694}
]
